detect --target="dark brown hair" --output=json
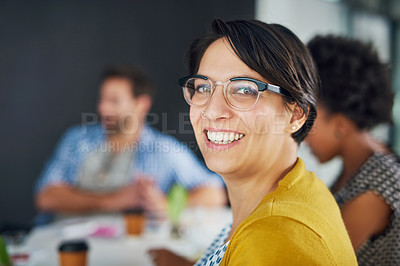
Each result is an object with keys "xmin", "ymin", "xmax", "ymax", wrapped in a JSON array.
[
  {"xmin": 308, "ymin": 35, "xmax": 393, "ymax": 129},
  {"xmin": 186, "ymin": 19, "xmax": 319, "ymax": 143},
  {"xmin": 100, "ymin": 66, "xmax": 155, "ymax": 99}
]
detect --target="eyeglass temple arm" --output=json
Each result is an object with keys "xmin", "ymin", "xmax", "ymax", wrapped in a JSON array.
[{"xmin": 262, "ymin": 84, "xmax": 292, "ymax": 99}]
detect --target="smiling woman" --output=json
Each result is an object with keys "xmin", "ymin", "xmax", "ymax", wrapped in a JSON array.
[{"xmin": 150, "ymin": 19, "xmax": 357, "ymax": 266}]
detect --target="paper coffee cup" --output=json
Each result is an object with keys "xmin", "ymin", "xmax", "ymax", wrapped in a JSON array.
[
  {"xmin": 124, "ymin": 209, "xmax": 145, "ymax": 235},
  {"xmin": 58, "ymin": 240, "xmax": 88, "ymax": 266}
]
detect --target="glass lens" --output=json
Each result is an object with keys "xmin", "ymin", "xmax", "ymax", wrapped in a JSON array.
[
  {"xmin": 183, "ymin": 78, "xmax": 211, "ymax": 106},
  {"xmin": 226, "ymin": 80, "xmax": 259, "ymax": 109}
]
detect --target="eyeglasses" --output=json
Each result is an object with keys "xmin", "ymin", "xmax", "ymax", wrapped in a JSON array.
[{"xmin": 178, "ymin": 75, "xmax": 292, "ymax": 111}]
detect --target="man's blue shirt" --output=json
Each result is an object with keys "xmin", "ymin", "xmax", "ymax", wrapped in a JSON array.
[{"xmin": 35, "ymin": 124, "xmax": 223, "ymax": 194}]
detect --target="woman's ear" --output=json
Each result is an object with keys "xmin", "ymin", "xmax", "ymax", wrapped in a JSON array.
[
  {"xmin": 287, "ymin": 104, "xmax": 308, "ymax": 133},
  {"xmin": 332, "ymin": 113, "xmax": 353, "ymax": 139}
]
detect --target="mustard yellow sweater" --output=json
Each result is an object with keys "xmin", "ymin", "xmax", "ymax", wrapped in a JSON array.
[{"xmin": 221, "ymin": 158, "xmax": 357, "ymax": 265}]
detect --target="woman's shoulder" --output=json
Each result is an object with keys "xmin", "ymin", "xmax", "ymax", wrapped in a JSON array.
[
  {"xmin": 223, "ymin": 215, "xmax": 356, "ymax": 266},
  {"xmin": 362, "ymin": 152, "xmax": 400, "ymax": 177},
  {"xmin": 363, "ymin": 152, "xmax": 400, "ymax": 196},
  {"xmin": 335, "ymin": 152, "xmax": 400, "ymax": 210},
  {"xmin": 233, "ymin": 215, "xmax": 324, "ymax": 242},
  {"xmin": 352, "ymin": 152, "xmax": 400, "ymax": 183},
  {"xmin": 223, "ymin": 167, "xmax": 357, "ymax": 265},
  {"xmin": 239, "ymin": 158, "xmax": 346, "ymax": 238},
  {"xmin": 272, "ymin": 158, "xmax": 339, "ymax": 209},
  {"xmin": 220, "ymin": 160, "xmax": 357, "ymax": 265},
  {"xmin": 241, "ymin": 186, "xmax": 348, "ymax": 247},
  {"xmin": 265, "ymin": 163, "xmax": 343, "ymax": 232}
]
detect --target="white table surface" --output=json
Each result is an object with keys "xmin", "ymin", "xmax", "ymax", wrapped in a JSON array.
[{"xmin": 23, "ymin": 207, "xmax": 232, "ymax": 266}]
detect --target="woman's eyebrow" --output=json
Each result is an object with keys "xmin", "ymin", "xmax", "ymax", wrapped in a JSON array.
[{"xmin": 195, "ymin": 73, "xmax": 208, "ymax": 78}]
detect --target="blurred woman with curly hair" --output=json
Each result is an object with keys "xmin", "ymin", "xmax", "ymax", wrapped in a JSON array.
[{"xmin": 307, "ymin": 35, "xmax": 400, "ymax": 265}]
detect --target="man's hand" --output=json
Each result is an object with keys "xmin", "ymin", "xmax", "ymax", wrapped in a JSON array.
[
  {"xmin": 148, "ymin": 249, "xmax": 194, "ymax": 266},
  {"xmin": 102, "ymin": 177, "xmax": 168, "ymax": 212},
  {"xmin": 103, "ymin": 185, "xmax": 141, "ymax": 211},
  {"xmin": 136, "ymin": 178, "xmax": 168, "ymax": 212}
]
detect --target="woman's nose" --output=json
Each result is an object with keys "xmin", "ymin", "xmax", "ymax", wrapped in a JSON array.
[{"xmin": 203, "ymin": 84, "xmax": 232, "ymax": 121}]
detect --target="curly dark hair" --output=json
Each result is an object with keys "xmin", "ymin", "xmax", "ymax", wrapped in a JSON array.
[
  {"xmin": 307, "ymin": 35, "xmax": 393, "ymax": 129},
  {"xmin": 185, "ymin": 19, "xmax": 319, "ymax": 143}
]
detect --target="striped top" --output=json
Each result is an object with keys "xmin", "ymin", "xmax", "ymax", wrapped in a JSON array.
[{"xmin": 194, "ymin": 224, "xmax": 231, "ymax": 266}]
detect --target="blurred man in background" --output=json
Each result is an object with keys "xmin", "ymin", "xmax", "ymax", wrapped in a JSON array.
[{"xmin": 34, "ymin": 66, "xmax": 226, "ymax": 221}]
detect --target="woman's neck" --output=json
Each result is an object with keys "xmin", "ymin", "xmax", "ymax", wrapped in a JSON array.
[
  {"xmin": 335, "ymin": 131, "xmax": 388, "ymax": 191},
  {"xmin": 224, "ymin": 142, "xmax": 298, "ymax": 241}
]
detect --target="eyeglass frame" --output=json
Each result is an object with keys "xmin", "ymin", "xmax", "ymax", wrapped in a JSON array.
[{"xmin": 178, "ymin": 74, "xmax": 293, "ymax": 111}]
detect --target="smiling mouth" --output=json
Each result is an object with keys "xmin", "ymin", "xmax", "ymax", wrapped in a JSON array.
[{"xmin": 204, "ymin": 129, "xmax": 245, "ymax": 145}]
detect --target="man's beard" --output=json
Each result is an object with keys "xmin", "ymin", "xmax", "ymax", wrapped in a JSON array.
[
  {"xmin": 100, "ymin": 115, "xmax": 141, "ymax": 135},
  {"xmin": 101, "ymin": 115, "xmax": 122, "ymax": 133}
]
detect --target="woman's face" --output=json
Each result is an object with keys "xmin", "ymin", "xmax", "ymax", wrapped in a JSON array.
[
  {"xmin": 190, "ymin": 38, "xmax": 297, "ymax": 178},
  {"xmin": 306, "ymin": 106, "xmax": 341, "ymax": 163}
]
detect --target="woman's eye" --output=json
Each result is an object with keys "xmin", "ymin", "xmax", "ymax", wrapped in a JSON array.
[
  {"xmin": 234, "ymin": 86, "xmax": 257, "ymax": 95},
  {"xmin": 196, "ymin": 85, "xmax": 211, "ymax": 93}
]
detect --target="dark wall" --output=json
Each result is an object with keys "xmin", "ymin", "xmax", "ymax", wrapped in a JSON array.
[{"xmin": 0, "ymin": 1, "xmax": 254, "ymax": 226}]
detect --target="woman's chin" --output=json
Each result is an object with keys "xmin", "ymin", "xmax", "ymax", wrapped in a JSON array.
[
  {"xmin": 312, "ymin": 151, "xmax": 335, "ymax": 164},
  {"xmin": 204, "ymin": 156, "xmax": 238, "ymax": 177}
]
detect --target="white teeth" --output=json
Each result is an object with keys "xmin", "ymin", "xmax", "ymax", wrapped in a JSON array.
[
  {"xmin": 206, "ymin": 131, "xmax": 245, "ymax": 145},
  {"xmin": 229, "ymin": 132, "xmax": 235, "ymax": 142},
  {"xmin": 216, "ymin": 132, "xmax": 223, "ymax": 142}
]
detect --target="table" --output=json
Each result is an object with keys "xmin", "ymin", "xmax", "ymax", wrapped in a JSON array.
[{"xmin": 23, "ymin": 207, "xmax": 232, "ymax": 266}]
